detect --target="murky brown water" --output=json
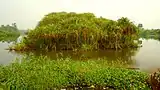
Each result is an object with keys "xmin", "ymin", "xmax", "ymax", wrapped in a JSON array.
[{"xmin": 0, "ymin": 39, "xmax": 160, "ymax": 73}]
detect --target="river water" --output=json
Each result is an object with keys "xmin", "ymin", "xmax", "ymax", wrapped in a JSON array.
[{"xmin": 0, "ymin": 39, "xmax": 160, "ymax": 73}]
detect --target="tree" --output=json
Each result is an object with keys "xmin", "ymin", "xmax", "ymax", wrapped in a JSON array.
[
  {"xmin": 138, "ymin": 23, "xmax": 143, "ymax": 28},
  {"xmin": 12, "ymin": 23, "xmax": 17, "ymax": 28}
]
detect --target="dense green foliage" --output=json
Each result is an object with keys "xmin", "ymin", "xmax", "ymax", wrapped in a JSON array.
[
  {"xmin": 13, "ymin": 12, "xmax": 140, "ymax": 51},
  {"xmin": 0, "ymin": 23, "xmax": 20, "ymax": 42},
  {"xmin": 0, "ymin": 55, "xmax": 151, "ymax": 89}
]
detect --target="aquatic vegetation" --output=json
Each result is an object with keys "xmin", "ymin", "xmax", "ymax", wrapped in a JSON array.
[
  {"xmin": 81, "ymin": 44, "xmax": 94, "ymax": 51},
  {"xmin": 0, "ymin": 55, "xmax": 151, "ymax": 89},
  {"xmin": 13, "ymin": 12, "xmax": 140, "ymax": 51},
  {"xmin": 8, "ymin": 43, "xmax": 29, "ymax": 51}
]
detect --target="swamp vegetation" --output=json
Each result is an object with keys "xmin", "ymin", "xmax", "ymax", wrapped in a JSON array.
[
  {"xmin": 11, "ymin": 12, "xmax": 140, "ymax": 51},
  {"xmin": 1, "ymin": 12, "xmax": 160, "ymax": 89}
]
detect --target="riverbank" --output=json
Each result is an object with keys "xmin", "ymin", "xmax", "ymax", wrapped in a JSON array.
[{"xmin": 0, "ymin": 55, "xmax": 152, "ymax": 89}]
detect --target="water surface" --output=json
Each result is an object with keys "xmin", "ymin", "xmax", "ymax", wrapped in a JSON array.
[
  {"xmin": 0, "ymin": 42, "xmax": 19, "ymax": 64},
  {"xmin": 135, "ymin": 39, "xmax": 160, "ymax": 73}
]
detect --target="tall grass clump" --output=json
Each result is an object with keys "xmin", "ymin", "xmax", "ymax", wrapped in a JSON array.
[
  {"xmin": 0, "ymin": 55, "xmax": 151, "ymax": 89},
  {"xmin": 13, "ymin": 12, "xmax": 140, "ymax": 51}
]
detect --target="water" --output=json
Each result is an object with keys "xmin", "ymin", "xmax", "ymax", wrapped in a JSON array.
[
  {"xmin": 0, "ymin": 42, "xmax": 22, "ymax": 64},
  {"xmin": 135, "ymin": 39, "xmax": 160, "ymax": 73},
  {"xmin": 0, "ymin": 39, "xmax": 160, "ymax": 73}
]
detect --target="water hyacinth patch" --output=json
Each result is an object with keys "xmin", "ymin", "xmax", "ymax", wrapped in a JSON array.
[{"xmin": 0, "ymin": 55, "xmax": 151, "ymax": 89}]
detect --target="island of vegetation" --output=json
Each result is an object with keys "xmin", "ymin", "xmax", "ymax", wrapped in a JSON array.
[{"xmin": 11, "ymin": 12, "xmax": 141, "ymax": 51}]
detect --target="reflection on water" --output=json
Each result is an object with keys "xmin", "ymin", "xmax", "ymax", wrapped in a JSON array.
[
  {"xmin": 31, "ymin": 49, "xmax": 138, "ymax": 60},
  {"xmin": 1, "ymin": 39, "xmax": 160, "ymax": 73}
]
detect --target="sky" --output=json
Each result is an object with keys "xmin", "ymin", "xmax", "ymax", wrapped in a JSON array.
[{"xmin": 0, "ymin": 0, "xmax": 160, "ymax": 30}]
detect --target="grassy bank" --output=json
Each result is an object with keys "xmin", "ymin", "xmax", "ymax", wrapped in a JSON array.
[
  {"xmin": 11, "ymin": 12, "xmax": 140, "ymax": 51},
  {"xmin": 0, "ymin": 55, "xmax": 151, "ymax": 89}
]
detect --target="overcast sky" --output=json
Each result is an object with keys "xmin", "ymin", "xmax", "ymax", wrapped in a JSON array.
[{"xmin": 0, "ymin": 0, "xmax": 160, "ymax": 29}]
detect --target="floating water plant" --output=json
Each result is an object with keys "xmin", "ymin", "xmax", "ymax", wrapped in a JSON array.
[{"xmin": 0, "ymin": 55, "xmax": 151, "ymax": 89}]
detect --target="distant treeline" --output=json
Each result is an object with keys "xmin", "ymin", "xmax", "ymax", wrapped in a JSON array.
[
  {"xmin": 139, "ymin": 28, "xmax": 160, "ymax": 40},
  {"xmin": 0, "ymin": 23, "xmax": 20, "ymax": 42}
]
